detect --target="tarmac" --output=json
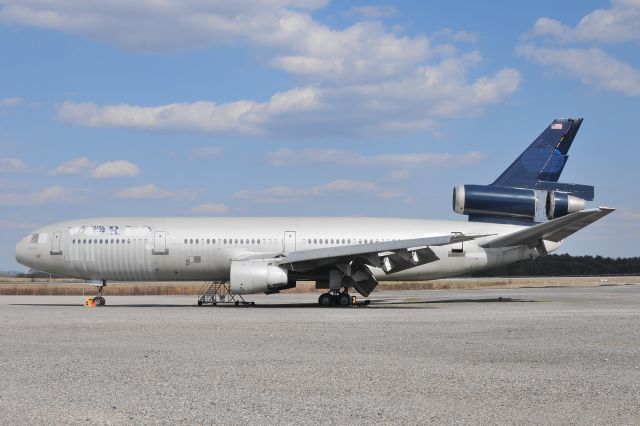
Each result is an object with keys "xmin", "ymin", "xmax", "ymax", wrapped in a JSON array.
[{"xmin": 1, "ymin": 285, "xmax": 639, "ymax": 424}]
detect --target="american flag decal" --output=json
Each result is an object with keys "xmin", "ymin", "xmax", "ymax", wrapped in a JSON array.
[{"xmin": 551, "ymin": 123, "xmax": 563, "ymax": 130}]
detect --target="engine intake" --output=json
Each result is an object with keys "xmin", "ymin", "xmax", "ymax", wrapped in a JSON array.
[{"xmin": 453, "ymin": 184, "xmax": 585, "ymax": 221}]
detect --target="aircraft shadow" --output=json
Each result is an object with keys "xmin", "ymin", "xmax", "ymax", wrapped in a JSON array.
[{"xmin": 10, "ymin": 297, "xmax": 536, "ymax": 309}]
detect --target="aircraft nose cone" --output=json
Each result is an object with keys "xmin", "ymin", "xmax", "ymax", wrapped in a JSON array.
[{"xmin": 15, "ymin": 238, "xmax": 32, "ymax": 268}]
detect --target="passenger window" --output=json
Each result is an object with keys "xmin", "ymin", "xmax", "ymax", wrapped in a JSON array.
[
  {"xmin": 207, "ymin": 239, "xmax": 210, "ymax": 244},
  {"xmin": 196, "ymin": 239, "xmax": 199, "ymax": 244}
]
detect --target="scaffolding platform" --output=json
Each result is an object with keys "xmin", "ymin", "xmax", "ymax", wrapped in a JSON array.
[{"xmin": 197, "ymin": 281, "xmax": 254, "ymax": 306}]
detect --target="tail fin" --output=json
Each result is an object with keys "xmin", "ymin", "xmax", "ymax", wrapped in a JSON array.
[{"xmin": 492, "ymin": 118, "xmax": 593, "ymax": 200}]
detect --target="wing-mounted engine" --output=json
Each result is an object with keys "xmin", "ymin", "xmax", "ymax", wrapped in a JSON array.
[
  {"xmin": 229, "ymin": 260, "xmax": 294, "ymax": 294},
  {"xmin": 453, "ymin": 184, "xmax": 586, "ymax": 222}
]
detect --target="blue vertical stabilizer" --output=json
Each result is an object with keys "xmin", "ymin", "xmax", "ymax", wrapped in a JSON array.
[{"xmin": 491, "ymin": 118, "xmax": 593, "ymax": 201}]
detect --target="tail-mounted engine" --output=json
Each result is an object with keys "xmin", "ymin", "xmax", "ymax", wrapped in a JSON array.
[{"xmin": 453, "ymin": 184, "xmax": 586, "ymax": 222}]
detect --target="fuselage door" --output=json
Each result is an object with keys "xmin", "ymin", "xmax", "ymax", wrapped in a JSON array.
[
  {"xmin": 50, "ymin": 231, "xmax": 62, "ymax": 255},
  {"xmin": 152, "ymin": 231, "xmax": 169, "ymax": 255},
  {"xmin": 283, "ymin": 231, "xmax": 296, "ymax": 252}
]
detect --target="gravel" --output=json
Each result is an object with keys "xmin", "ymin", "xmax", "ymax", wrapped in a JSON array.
[{"xmin": 1, "ymin": 285, "xmax": 639, "ymax": 425}]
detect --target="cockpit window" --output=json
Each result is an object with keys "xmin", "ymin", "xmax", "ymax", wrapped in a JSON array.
[{"xmin": 28, "ymin": 234, "xmax": 39, "ymax": 244}]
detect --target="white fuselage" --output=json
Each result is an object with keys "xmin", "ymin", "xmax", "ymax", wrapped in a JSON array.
[{"xmin": 15, "ymin": 217, "xmax": 559, "ymax": 289}]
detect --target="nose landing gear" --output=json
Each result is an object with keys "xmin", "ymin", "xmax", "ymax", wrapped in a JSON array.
[{"xmin": 86, "ymin": 280, "xmax": 107, "ymax": 307}]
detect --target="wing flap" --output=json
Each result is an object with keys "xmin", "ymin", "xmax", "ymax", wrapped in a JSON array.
[{"xmin": 481, "ymin": 207, "xmax": 614, "ymax": 249}]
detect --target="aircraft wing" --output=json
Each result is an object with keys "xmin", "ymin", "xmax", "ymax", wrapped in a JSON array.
[
  {"xmin": 480, "ymin": 207, "xmax": 615, "ymax": 249},
  {"xmin": 272, "ymin": 233, "xmax": 486, "ymax": 273}
]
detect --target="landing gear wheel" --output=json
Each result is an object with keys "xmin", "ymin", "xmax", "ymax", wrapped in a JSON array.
[
  {"xmin": 91, "ymin": 281, "xmax": 107, "ymax": 307},
  {"xmin": 338, "ymin": 293, "xmax": 351, "ymax": 307},
  {"xmin": 318, "ymin": 293, "xmax": 333, "ymax": 307}
]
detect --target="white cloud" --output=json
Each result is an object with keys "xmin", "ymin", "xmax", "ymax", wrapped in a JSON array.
[
  {"xmin": 1, "ymin": 1, "xmax": 519, "ymax": 137},
  {"xmin": 268, "ymin": 148, "xmax": 487, "ymax": 167},
  {"xmin": 521, "ymin": 1, "xmax": 640, "ymax": 96},
  {"xmin": 49, "ymin": 156, "xmax": 92, "ymax": 175},
  {"xmin": 267, "ymin": 17, "xmax": 430, "ymax": 80},
  {"xmin": 90, "ymin": 160, "xmax": 141, "ymax": 179},
  {"xmin": 57, "ymin": 87, "xmax": 320, "ymax": 135},
  {"xmin": 57, "ymin": 60, "xmax": 519, "ymax": 136},
  {"xmin": 517, "ymin": 44, "xmax": 640, "ymax": 96},
  {"xmin": 30, "ymin": 185, "xmax": 73, "ymax": 203},
  {"xmin": 0, "ymin": 185, "xmax": 74, "ymax": 205},
  {"xmin": 0, "ymin": 0, "xmax": 329, "ymax": 52},
  {"xmin": 0, "ymin": 158, "xmax": 26, "ymax": 172},
  {"xmin": 114, "ymin": 183, "xmax": 196, "ymax": 200},
  {"xmin": 0, "ymin": 97, "xmax": 25, "ymax": 107},
  {"xmin": 346, "ymin": 6, "xmax": 397, "ymax": 19},
  {"xmin": 191, "ymin": 203, "xmax": 229, "ymax": 214},
  {"xmin": 528, "ymin": 0, "xmax": 640, "ymax": 44},
  {"xmin": 232, "ymin": 179, "xmax": 401, "ymax": 203}
]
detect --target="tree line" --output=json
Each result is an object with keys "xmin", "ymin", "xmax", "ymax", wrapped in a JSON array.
[{"xmin": 473, "ymin": 254, "xmax": 640, "ymax": 277}]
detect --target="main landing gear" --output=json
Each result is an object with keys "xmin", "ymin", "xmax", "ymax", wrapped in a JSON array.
[{"xmin": 318, "ymin": 290, "xmax": 353, "ymax": 307}]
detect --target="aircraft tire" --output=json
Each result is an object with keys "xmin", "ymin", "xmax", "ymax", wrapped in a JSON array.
[
  {"xmin": 338, "ymin": 293, "xmax": 351, "ymax": 307},
  {"xmin": 318, "ymin": 293, "xmax": 333, "ymax": 307}
]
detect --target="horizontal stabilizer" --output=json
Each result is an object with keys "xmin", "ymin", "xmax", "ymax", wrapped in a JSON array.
[{"xmin": 480, "ymin": 207, "xmax": 614, "ymax": 248}]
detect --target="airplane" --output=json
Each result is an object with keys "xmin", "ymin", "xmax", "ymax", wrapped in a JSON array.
[{"xmin": 15, "ymin": 118, "xmax": 614, "ymax": 307}]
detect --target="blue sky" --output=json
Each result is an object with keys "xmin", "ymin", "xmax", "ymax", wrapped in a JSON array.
[{"xmin": 1, "ymin": 0, "xmax": 639, "ymax": 270}]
